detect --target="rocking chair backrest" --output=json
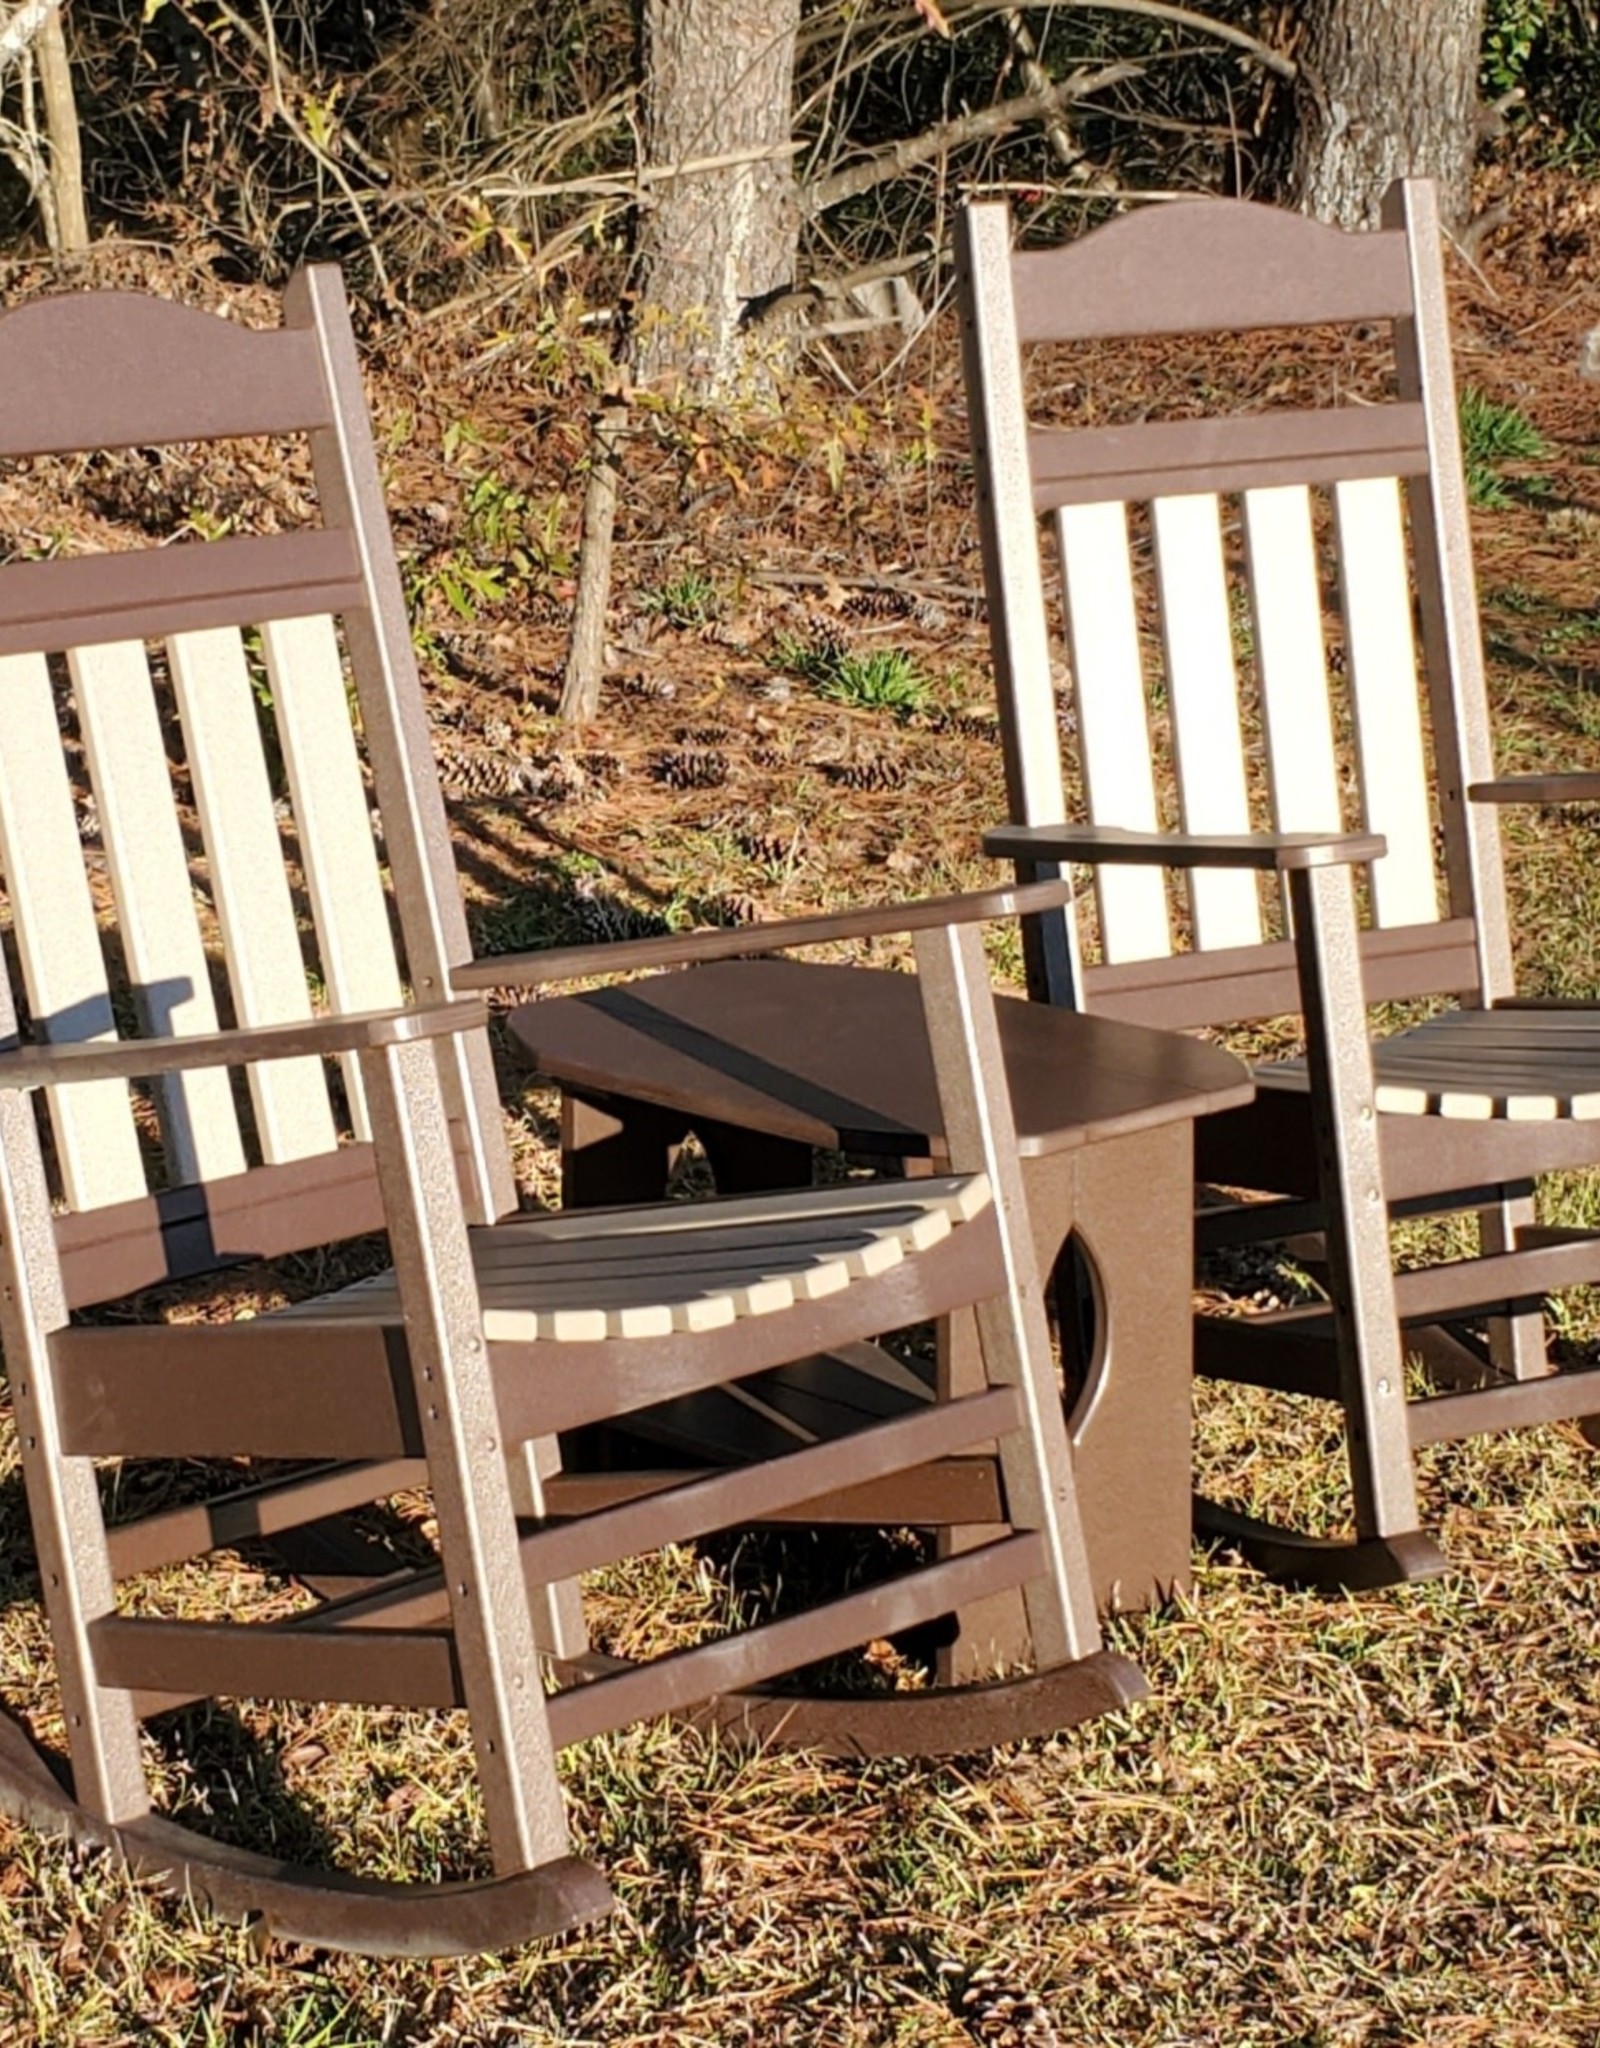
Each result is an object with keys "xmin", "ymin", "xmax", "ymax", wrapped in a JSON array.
[
  {"xmin": 0, "ymin": 272, "xmax": 511, "ymax": 1307},
  {"xmin": 956, "ymin": 178, "xmax": 1511, "ymax": 1031}
]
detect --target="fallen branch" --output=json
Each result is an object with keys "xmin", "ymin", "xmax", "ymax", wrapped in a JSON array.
[
  {"xmin": 943, "ymin": 0, "xmax": 1296, "ymax": 79},
  {"xmin": 800, "ymin": 0, "xmax": 1295, "ymax": 82},
  {"xmin": 804, "ymin": 59, "xmax": 1145, "ymax": 215},
  {"xmin": 481, "ymin": 141, "xmax": 806, "ymax": 208}
]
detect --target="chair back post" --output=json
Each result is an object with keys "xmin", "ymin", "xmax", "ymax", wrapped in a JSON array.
[
  {"xmin": 955, "ymin": 204, "xmax": 1084, "ymax": 1010},
  {"xmin": 285, "ymin": 266, "xmax": 514, "ymax": 1226},
  {"xmin": 1383, "ymin": 177, "xmax": 1514, "ymax": 1004},
  {"xmin": 910, "ymin": 919, "xmax": 1101, "ymax": 1662},
  {"xmin": 1384, "ymin": 180, "xmax": 1543, "ymax": 1375}
]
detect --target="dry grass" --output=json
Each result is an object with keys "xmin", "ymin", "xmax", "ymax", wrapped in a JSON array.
[{"xmin": 3, "ymin": 171, "xmax": 1600, "ymax": 2044}]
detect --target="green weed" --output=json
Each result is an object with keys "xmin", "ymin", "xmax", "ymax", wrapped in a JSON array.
[
  {"xmin": 774, "ymin": 633, "xmax": 932, "ymax": 715},
  {"xmin": 640, "ymin": 571, "xmax": 722, "ymax": 627},
  {"xmin": 1459, "ymin": 387, "xmax": 1549, "ymax": 507}
]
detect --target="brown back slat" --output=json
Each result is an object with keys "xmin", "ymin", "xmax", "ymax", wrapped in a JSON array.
[
  {"xmin": 1010, "ymin": 201, "xmax": 1414, "ymax": 344},
  {"xmin": 1028, "ymin": 404, "xmax": 1429, "ymax": 511},
  {"xmin": 1083, "ymin": 919, "xmax": 1482, "ymax": 1030},
  {"xmin": 0, "ymin": 531, "xmax": 365, "ymax": 660},
  {"xmin": 0, "ymin": 294, "xmax": 332, "ymax": 456},
  {"xmin": 55, "ymin": 1144, "xmax": 386, "ymax": 1309}
]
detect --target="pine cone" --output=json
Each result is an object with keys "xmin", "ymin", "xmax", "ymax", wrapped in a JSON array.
[{"xmin": 651, "ymin": 748, "xmax": 729, "ymax": 790}]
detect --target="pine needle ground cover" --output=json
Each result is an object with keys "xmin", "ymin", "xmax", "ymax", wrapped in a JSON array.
[{"xmin": 0, "ymin": 167, "xmax": 1598, "ymax": 2044}]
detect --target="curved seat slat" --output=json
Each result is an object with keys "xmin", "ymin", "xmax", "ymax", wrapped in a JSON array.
[
  {"xmin": 277, "ymin": 1174, "xmax": 992, "ymax": 1342},
  {"xmin": 1262, "ymin": 1011, "xmax": 1600, "ymax": 1121}
]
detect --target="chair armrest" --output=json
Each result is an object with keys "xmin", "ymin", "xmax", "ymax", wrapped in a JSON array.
[
  {"xmin": 0, "ymin": 1000, "xmax": 486, "ymax": 1093},
  {"xmin": 983, "ymin": 823, "xmax": 1386, "ymax": 871},
  {"xmin": 451, "ymin": 877, "xmax": 1079, "ymax": 992},
  {"xmin": 1468, "ymin": 774, "xmax": 1600, "ymax": 806}
]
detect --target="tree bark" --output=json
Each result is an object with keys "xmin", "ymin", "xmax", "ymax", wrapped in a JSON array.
[
  {"xmin": 1280, "ymin": 0, "xmax": 1486, "ymax": 230},
  {"xmin": 35, "ymin": 0, "xmax": 86, "ymax": 252},
  {"xmin": 632, "ymin": 0, "xmax": 802, "ymax": 402}
]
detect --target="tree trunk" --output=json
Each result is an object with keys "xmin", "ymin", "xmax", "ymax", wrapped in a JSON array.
[
  {"xmin": 632, "ymin": 0, "xmax": 802, "ymax": 402},
  {"xmin": 559, "ymin": 392, "xmax": 627, "ymax": 725},
  {"xmin": 1280, "ymin": 0, "xmax": 1486, "ymax": 230}
]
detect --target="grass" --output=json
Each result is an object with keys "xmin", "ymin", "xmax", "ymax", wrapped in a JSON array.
[
  {"xmin": 6, "ymin": 1416, "xmax": 1600, "ymax": 2043},
  {"xmin": 639, "ymin": 571, "xmax": 722, "ymax": 628},
  {"xmin": 1459, "ymin": 387, "xmax": 1550, "ymax": 507},
  {"xmin": 774, "ymin": 633, "xmax": 934, "ymax": 715}
]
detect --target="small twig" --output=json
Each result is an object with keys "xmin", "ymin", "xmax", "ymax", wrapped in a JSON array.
[
  {"xmin": 16, "ymin": 41, "xmax": 55, "ymax": 251},
  {"xmin": 173, "ymin": 0, "xmax": 393, "ymax": 184},
  {"xmin": 1004, "ymin": 9, "xmax": 1091, "ymax": 175},
  {"xmin": 252, "ymin": 0, "xmax": 396, "ymax": 305}
]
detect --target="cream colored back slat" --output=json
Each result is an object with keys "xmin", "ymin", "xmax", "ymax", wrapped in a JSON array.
[
  {"xmin": 71, "ymin": 641, "xmax": 246, "ymax": 1187},
  {"xmin": 262, "ymin": 615, "xmax": 403, "ymax": 1139},
  {"xmin": 167, "ymin": 628, "xmax": 339, "ymax": 1163},
  {"xmin": 1333, "ymin": 477, "xmax": 1440, "ymax": 929},
  {"xmin": 0, "ymin": 654, "xmax": 147, "ymax": 1210},
  {"xmin": 1242, "ymin": 486, "xmax": 1344, "ymax": 836},
  {"xmin": 1150, "ymin": 493, "xmax": 1264, "ymax": 951},
  {"xmin": 1055, "ymin": 501, "xmax": 1171, "ymax": 963}
]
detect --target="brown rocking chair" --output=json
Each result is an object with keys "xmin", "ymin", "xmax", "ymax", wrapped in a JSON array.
[
  {"xmin": 958, "ymin": 178, "xmax": 1600, "ymax": 1589},
  {"xmin": 0, "ymin": 271, "xmax": 1140, "ymax": 1954}
]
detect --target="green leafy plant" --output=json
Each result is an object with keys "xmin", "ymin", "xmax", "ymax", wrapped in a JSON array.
[
  {"xmin": 1458, "ymin": 387, "xmax": 1549, "ymax": 508},
  {"xmin": 773, "ymin": 634, "xmax": 932, "ymax": 714},
  {"xmin": 408, "ymin": 461, "xmax": 573, "ymax": 643},
  {"xmin": 1482, "ymin": 0, "xmax": 1550, "ymax": 93},
  {"xmin": 640, "ymin": 571, "xmax": 722, "ymax": 627}
]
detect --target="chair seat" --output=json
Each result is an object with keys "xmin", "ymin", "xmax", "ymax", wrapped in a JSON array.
[
  {"xmin": 1259, "ymin": 1007, "xmax": 1600, "ymax": 1121},
  {"xmin": 277, "ymin": 1174, "xmax": 992, "ymax": 1341}
]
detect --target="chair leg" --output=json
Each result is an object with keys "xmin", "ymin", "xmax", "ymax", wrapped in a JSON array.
[
  {"xmin": 0, "ymin": 1093, "xmax": 149, "ymax": 1826},
  {"xmin": 363, "ymin": 1037, "xmax": 585, "ymax": 1879},
  {"xmin": 1265, "ymin": 865, "xmax": 1446, "ymax": 1587},
  {"xmin": 561, "ymin": 1091, "xmax": 690, "ymax": 1206},
  {"xmin": 511, "ymin": 1436, "xmax": 590, "ymax": 1661},
  {"xmin": 934, "ymin": 1302, "xmax": 1032, "ymax": 1683},
  {"xmin": 1480, "ymin": 1189, "xmax": 1553, "ymax": 1381}
]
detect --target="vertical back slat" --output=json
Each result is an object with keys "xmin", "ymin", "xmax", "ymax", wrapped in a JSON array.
[
  {"xmin": 0, "ymin": 654, "xmax": 147, "ymax": 1211},
  {"xmin": 1333, "ymin": 478, "xmax": 1439, "ymax": 928},
  {"xmin": 1055, "ymin": 502, "xmax": 1171, "ymax": 963},
  {"xmin": 262, "ymin": 613, "xmax": 404, "ymax": 1138},
  {"xmin": 1150, "ymin": 493, "xmax": 1264, "ymax": 950},
  {"xmin": 71, "ymin": 642, "xmax": 246, "ymax": 1187},
  {"xmin": 1241, "ymin": 486, "xmax": 1344, "ymax": 835},
  {"xmin": 168, "ymin": 628, "xmax": 340, "ymax": 1162}
]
